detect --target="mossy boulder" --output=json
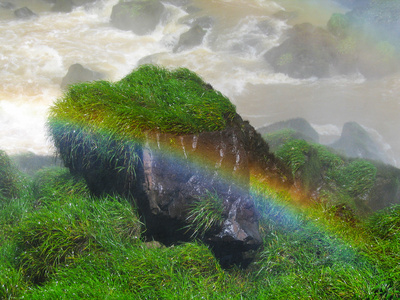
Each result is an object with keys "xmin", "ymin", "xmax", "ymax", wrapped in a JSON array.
[
  {"xmin": 258, "ymin": 118, "xmax": 319, "ymax": 145},
  {"xmin": 48, "ymin": 65, "xmax": 288, "ymax": 266},
  {"xmin": 269, "ymin": 136, "xmax": 400, "ymax": 213},
  {"xmin": 110, "ymin": 0, "xmax": 165, "ymax": 35},
  {"xmin": 264, "ymin": 23, "xmax": 339, "ymax": 78}
]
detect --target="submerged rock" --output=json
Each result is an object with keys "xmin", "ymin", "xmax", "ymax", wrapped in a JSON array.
[
  {"xmin": 61, "ymin": 63, "xmax": 104, "ymax": 89},
  {"xmin": 110, "ymin": 0, "xmax": 165, "ymax": 35}
]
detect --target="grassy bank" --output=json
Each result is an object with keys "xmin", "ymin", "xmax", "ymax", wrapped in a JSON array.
[{"xmin": 1, "ymin": 151, "xmax": 399, "ymax": 299}]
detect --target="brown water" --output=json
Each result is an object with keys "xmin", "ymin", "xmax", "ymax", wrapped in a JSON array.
[{"xmin": 0, "ymin": 0, "xmax": 399, "ymax": 165}]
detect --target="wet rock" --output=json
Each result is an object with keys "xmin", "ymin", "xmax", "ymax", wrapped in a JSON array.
[
  {"xmin": 66, "ymin": 115, "xmax": 288, "ymax": 266},
  {"xmin": 110, "ymin": 0, "xmax": 165, "ymax": 35},
  {"xmin": 173, "ymin": 24, "xmax": 207, "ymax": 52},
  {"xmin": 162, "ymin": 0, "xmax": 191, "ymax": 7},
  {"xmin": 258, "ymin": 118, "xmax": 319, "ymax": 143},
  {"xmin": 181, "ymin": 15, "xmax": 214, "ymax": 29},
  {"xmin": 61, "ymin": 63, "xmax": 104, "ymax": 89},
  {"xmin": 50, "ymin": 65, "xmax": 293, "ymax": 267},
  {"xmin": 52, "ymin": 0, "xmax": 73, "ymax": 13},
  {"xmin": 14, "ymin": 7, "xmax": 37, "ymax": 19},
  {"xmin": 73, "ymin": 0, "xmax": 98, "ymax": 6},
  {"xmin": 0, "ymin": 2, "xmax": 14, "ymax": 9},
  {"xmin": 330, "ymin": 122, "xmax": 390, "ymax": 164},
  {"xmin": 264, "ymin": 23, "xmax": 339, "ymax": 78},
  {"xmin": 273, "ymin": 10, "xmax": 298, "ymax": 21}
]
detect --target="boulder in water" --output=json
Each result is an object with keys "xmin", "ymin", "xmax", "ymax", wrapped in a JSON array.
[
  {"xmin": 110, "ymin": 0, "xmax": 165, "ymax": 35},
  {"xmin": 61, "ymin": 63, "xmax": 104, "ymax": 89},
  {"xmin": 173, "ymin": 24, "xmax": 206, "ymax": 52},
  {"xmin": 264, "ymin": 23, "xmax": 339, "ymax": 78},
  {"xmin": 14, "ymin": 7, "xmax": 37, "ymax": 19},
  {"xmin": 51, "ymin": 0, "xmax": 73, "ymax": 13},
  {"xmin": 0, "ymin": 2, "xmax": 14, "ymax": 9}
]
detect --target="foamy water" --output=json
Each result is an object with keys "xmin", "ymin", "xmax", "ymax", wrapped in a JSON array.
[{"xmin": 0, "ymin": 0, "xmax": 399, "ymax": 167}]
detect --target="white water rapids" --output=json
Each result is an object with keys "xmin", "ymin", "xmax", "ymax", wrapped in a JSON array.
[{"xmin": 0, "ymin": 0, "xmax": 399, "ymax": 166}]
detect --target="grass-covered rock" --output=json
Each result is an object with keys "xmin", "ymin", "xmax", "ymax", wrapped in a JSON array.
[
  {"xmin": 263, "ymin": 130, "xmax": 400, "ymax": 213},
  {"xmin": 48, "ymin": 65, "xmax": 290, "ymax": 267}
]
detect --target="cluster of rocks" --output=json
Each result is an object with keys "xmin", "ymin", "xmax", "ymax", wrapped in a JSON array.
[
  {"xmin": 258, "ymin": 118, "xmax": 400, "ymax": 211},
  {"xmin": 265, "ymin": 1, "xmax": 400, "ymax": 79}
]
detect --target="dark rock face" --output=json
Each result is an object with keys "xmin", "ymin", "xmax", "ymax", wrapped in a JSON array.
[
  {"xmin": 173, "ymin": 24, "xmax": 206, "ymax": 52},
  {"xmin": 61, "ymin": 64, "xmax": 104, "ymax": 89},
  {"xmin": 264, "ymin": 23, "xmax": 338, "ymax": 78},
  {"xmin": 58, "ymin": 114, "xmax": 289, "ymax": 267},
  {"xmin": 110, "ymin": 0, "xmax": 165, "ymax": 35},
  {"xmin": 257, "ymin": 118, "xmax": 319, "ymax": 143},
  {"xmin": 14, "ymin": 7, "xmax": 37, "ymax": 19},
  {"xmin": 330, "ymin": 122, "xmax": 390, "ymax": 164}
]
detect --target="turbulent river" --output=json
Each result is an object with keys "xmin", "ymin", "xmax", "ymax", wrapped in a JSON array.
[{"xmin": 1, "ymin": 0, "xmax": 399, "ymax": 166}]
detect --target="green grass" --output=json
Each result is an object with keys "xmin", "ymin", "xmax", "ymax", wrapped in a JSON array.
[
  {"xmin": 1, "ymin": 158, "xmax": 400, "ymax": 299},
  {"xmin": 48, "ymin": 64, "xmax": 236, "ymax": 139},
  {"xmin": 0, "ymin": 149, "xmax": 22, "ymax": 199},
  {"xmin": 184, "ymin": 190, "xmax": 225, "ymax": 238}
]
